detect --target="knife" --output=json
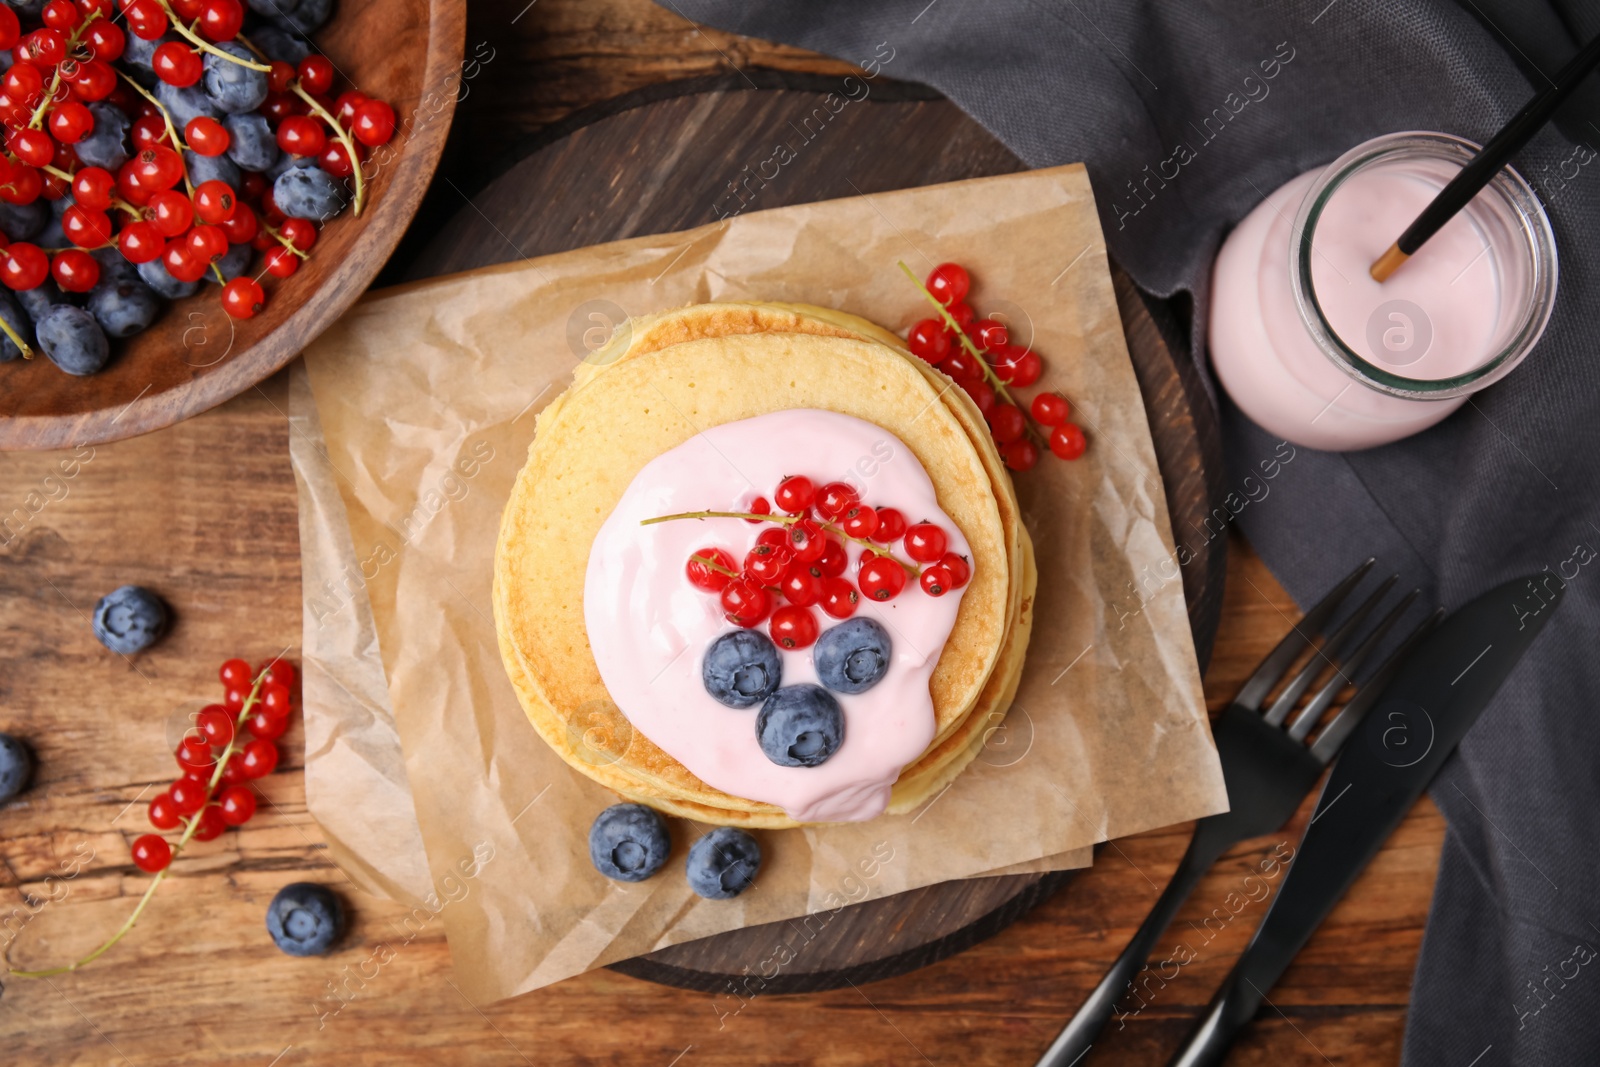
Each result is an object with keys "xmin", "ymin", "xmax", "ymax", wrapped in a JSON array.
[{"xmin": 1166, "ymin": 572, "xmax": 1564, "ymax": 1067}]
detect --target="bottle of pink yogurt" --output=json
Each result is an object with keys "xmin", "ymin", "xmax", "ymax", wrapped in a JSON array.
[{"xmin": 1209, "ymin": 132, "xmax": 1558, "ymax": 451}]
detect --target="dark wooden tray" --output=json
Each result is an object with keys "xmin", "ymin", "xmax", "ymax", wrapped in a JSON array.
[{"xmin": 398, "ymin": 72, "xmax": 1225, "ymax": 994}]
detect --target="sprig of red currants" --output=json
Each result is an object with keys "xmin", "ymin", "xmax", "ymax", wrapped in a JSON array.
[
  {"xmin": 644, "ymin": 475, "xmax": 971, "ymax": 649},
  {"xmin": 5, "ymin": 654, "xmax": 297, "ymax": 979},
  {"xmin": 900, "ymin": 260, "xmax": 1089, "ymax": 471}
]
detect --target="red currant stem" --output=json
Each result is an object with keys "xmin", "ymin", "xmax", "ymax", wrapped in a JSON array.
[
  {"xmin": 27, "ymin": 11, "xmax": 101, "ymax": 131},
  {"xmin": 4, "ymin": 668, "xmax": 271, "ymax": 980},
  {"xmin": 116, "ymin": 71, "xmax": 196, "ymax": 198},
  {"xmin": 896, "ymin": 261, "xmax": 1048, "ymax": 448},
  {"xmin": 289, "ymin": 83, "xmax": 365, "ymax": 217},
  {"xmin": 153, "ymin": 2, "xmax": 273, "ymax": 71},
  {"xmin": 261, "ymin": 221, "xmax": 310, "ymax": 260},
  {"xmin": 689, "ymin": 552, "xmax": 741, "ymax": 581},
  {"xmin": 820, "ymin": 522, "xmax": 921, "ymax": 577},
  {"xmin": 0, "ymin": 310, "xmax": 33, "ymax": 360},
  {"xmin": 41, "ymin": 163, "xmax": 72, "ymax": 183},
  {"xmin": 647, "ymin": 511, "xmax": 921, "ymax": 577}
]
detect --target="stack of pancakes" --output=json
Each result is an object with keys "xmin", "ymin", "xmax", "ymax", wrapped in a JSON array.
[{"xmin": 493, "ymin": 303, "xmax": 1036, "ymax": 828}]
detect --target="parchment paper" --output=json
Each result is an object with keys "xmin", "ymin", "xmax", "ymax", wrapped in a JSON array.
[{"xmin": 289, "ymin": 164, "xmax": 1228, "ymax": 1002}]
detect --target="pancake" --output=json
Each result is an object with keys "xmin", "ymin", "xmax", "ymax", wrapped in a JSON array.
[{"xmin": 494, "ymin": 307, "xmax": 1035, "ymax": 827}]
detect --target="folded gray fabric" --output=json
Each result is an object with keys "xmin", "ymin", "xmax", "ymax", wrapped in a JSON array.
[{"xmin": 665, "ymin": 1, "xmax": 1600, "ymax": 1062}]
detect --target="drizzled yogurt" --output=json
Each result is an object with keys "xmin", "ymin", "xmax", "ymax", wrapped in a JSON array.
[{"xmin": 583, "ymin": 409, "xmax": 970, "ymax": 823}]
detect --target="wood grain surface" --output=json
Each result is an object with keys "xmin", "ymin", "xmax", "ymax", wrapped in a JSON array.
[
  {"xmin": 0, "ymin": 0, "xmax": 466, "ymax": 451},
  {"xmin": 0, "ymin": 1, "xmax": 1444, "ymax": 1064}
]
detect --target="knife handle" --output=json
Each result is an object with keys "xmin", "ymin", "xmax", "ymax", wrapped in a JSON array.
[
  {"xmin": 1165, "ymin": 971, "xmax": 1263, "ymax": 1067},
  {"xmin": 1035, "ymin": 823, "xmax": 1233, "ymax": 1067}
]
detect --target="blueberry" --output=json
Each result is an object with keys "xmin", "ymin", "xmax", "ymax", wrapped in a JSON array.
[
  {"xmin": 137, "ymin": 256, "xmax": 201, "ymax": 300},
  {"xmin": 207, "ymin": 241, "xmax": 254, "ymax": 283},
  {"xmin": 4, "ymin": 0, "xmax": 45, "ymax": 20},
  {"xmin": 36, "ymin": 305, "xmax": 110, "ymax": 376},
  {"xmin": 156, "ymin": 79, "xmax": 222, "ymax": 132},
  {"xmin": 185, "ymin": 149, "xmax": 241, "ymax": 190},
  {"xmin": 225, "ymin": 112, "xmax": 279, "ymax": 172},
  {"xmin": 269, "ymin": 0, "xmax": 331, "ymax": 35},
  {"xmin": 266, "ymin": 882, "xmax": 344, "ymax": 956},
  {"xmin": 0, "ymin": 734, "xmax": 33, "ymax": 803},
  {"xmin": 702, "ymin": 630, "xmax": 782, "ymax": 709},
  {"xmin": 686, "ymin": 828, "xmax": 761, "ymax": 900},
  {"xmin": 92, "ymin": 247, "xmax": 143, "ymax": 286},
  {"xmin": 34, "ymin": 210, "xmax": 65, "ymax": 251},
  {"xmin": 813, "ymin": 617, "xmax": 892, "ymax": 695},
  {"xmin": 756, "ymin": 685, "xmax": 844, "ymax": 768},
  {"xmin": 0, "ymin": 199, "xmax": 46, "ymax": 242},
  {"xmin": 0, "ymin": 291, "xmax": 29, "ymax": 361},
  {"xmin": 88, "ymin": 278, "xmax": 162, "ymax": 338},
  {"xmin": 91, "ymin": 585, "xmax": 169, "ymax": 654},
  {"xmin": 17, "ymin": 278, "xmax": 78, "ymax": 323},
  {"xmin": 268, "ymin": 151, "xmax": 317, "ymax": 183},
  {"xmin": 247, "ymin": 0, "xmax": 301, "ymax": 14},
  {"xmin": 273, "ymin": 164, "xmax": 348, "ymax": 222},
  {"xmin": 588, "ymin": 803, "xmax": 670, "ymax": 882},
  {"xmin": 203, "ymin": 41, "xmax": 269, "ymax": 114},
  {"xmin": 247, "ymin": 24, "xmax": 312, "ymax": 66},
  {"xmin": 120, "ymin": 31, "xmax": 173, "ymax": 86},
  {"xmin": 75, "ymin": 102, "xmax": 131, "ymax": 170}
]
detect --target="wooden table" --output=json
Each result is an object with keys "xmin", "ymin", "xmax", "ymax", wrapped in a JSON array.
[{"xmin": 0, "ymin": 2, "xmax": 1443, "ymax": 1063}]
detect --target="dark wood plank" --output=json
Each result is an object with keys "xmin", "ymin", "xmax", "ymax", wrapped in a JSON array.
[
  {"xmin": 0, "ymin": 0, "xmax": 467, "ymax": 450},
  {"xmin": 398, "ymin": 78, "xmax": 1228, "ymax": 994}
]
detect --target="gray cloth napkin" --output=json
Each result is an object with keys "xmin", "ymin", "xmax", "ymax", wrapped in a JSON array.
[{"xmin": 664, "ymin": 1, "xmax": 1600, "ymax": 1062}]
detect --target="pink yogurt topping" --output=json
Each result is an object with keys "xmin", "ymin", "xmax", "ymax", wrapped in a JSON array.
[{"xmin": 583, "ymin": 409, "xmax": 971, "ymax": 822}]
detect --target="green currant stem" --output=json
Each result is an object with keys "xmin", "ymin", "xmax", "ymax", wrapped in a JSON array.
[
  {"xmin": 5, "ymin": 670, "xmax": 270, "ymax": 979},
  {"xmin": 289, "ymin": 84, "xmax": 366, "ymax": 217},
  {"xmin": 116, "ymin": 71, "xmax": 195, "ymax": 198},
  {"xmin": 209, "ymin": 263, "xmax": 226, "ymax": 285},
  {"xmin": 28, "ymin": 11, "xmax": 100, "ymax": 131},
  {"xmin": 233, "ymin": 32, "xmax": 267, "ymax": 61},
  {"xmin": 689, "ymin": 552, "xmax": 740, "ymax": 581},
  {"xmin": 153, "ymin": 2, "xmax": 272, "ymax": 71},
  {"xmin": 647, "ymin": 510, "xmax": 921, "ymax": 577},
  {"xmin": 261, "ymin": 221, "xmax": 310, "ymax": 260},
  {"xmin": 0, "ymin": 310, "xmax": 33, "ymax": 359},
  {"xmin": 897, "ymin": 260, "xmax": 1048, "ymax": 449}
]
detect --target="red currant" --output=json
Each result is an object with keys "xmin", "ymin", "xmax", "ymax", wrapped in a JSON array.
[
  {"xmin": 993, "ymin": 346, "xmax": 1042, "ymax": 387},
  {"xmin": 6, "ymin": 128, "xmax": 52, "ymax": 168},
  {"xmin": 51, "ymin": 249, "xmax": 99, "ymax": 292},
  {"xmin": 907, "ymin": 318, "xmax": 950, "ymax": 363},
  {"xmin": 773, "ymin": 475, "xmax": 815, "ymax": 514},
  {"xmin": 191, "ymin": 804, "xmax": 226, "ymax": 841},
  {"xmin": 222, "ymin": 275, "xmax": 264, "ymax": 319},
  {"xmin": 117, "ymin": 220, "xmax": 163, "ymax": 263},
  {"xmin": 743, "ymin": 496, "xmax": 771, "ymax": 524},
  {"xmin": 131, "ymin": 834, "xmax": 171, "ymax": 873},
  {"xmin": 778, "ymin": 560, "xmax": 822, "ymax": 607},
  {"xmin": 246, "ymin": 709, "xmax": 286, "ymax": 740},
  {"xmin": 62, "ymin": 205, "xmax": 112, "ymax": 248},
  {"xmin": 148, "ymin": 792, "xmax": 180, "ymax": 830},
  {"xmin": 222, "ymin": 681, "xmax": 251, "ymax": 714},
  {"xmin": 171, "ymin": 0, "xmax": 204, "ymax": 18},
  {"xmin": 814, "ymin": 482, "xmax": 859, "ymax": 520},
  {"xmin": 263, "ymin": 244, "xmax": 299, "ymax": 278},
  {"xmin": 938, "ymin": 552, "xmax": 971, "ymax": 589},
  {"xmin": 296, "ymin": 54, "xmax": 334, "ymax": 95},
  {"xmin": 787, "ymin": 518, "xmax": 826, "ymax": 563},
  {"xmin": 768, "ymin": 605, "xmax": 819, "ymax": 650},
  {"xmin": 318, "ymin": 140, "xmax": 354, "ymax": 178},
  {"xmin": 276, "ymin": 115, "xmax": 326, "ymax": 157},
  {"xmin": 352, "ymin": 99, "xmax": 396, "ymax": 146},
  {"xmin": 163, "ymin": 240, "xmax": 208, "ymax": 283},
  {"xmin": 219, "ymin": 201, "xmax": 258, "ymax": 244},
  {"xmin": 259, "ymin": 682, "xmax": 292, "ymax": 719},
  {"xmin": 946, "ymin": 301, "xmax": 975, "ymax": 329},
  {"xmin": 197, "ymin": 0, "xmax": 243, "ymax": 41},
  {"xmin": 169, "ymin": 776, "xmax": 206, "ymax": 815},
  {"xmin": 47, "ymin": 101, "xmax": 94, "ymax": 144},
  {"xmin": 218, "ymin": 785, "xmax": 255, "ymax": 825},
  {"xmin": 920, "ymin": 564, "xmax": 956, "ymax": 597},
  {"xmin": 970, "ymin": 318, "xmax": 1008, "ymax": 351},
  {"xmin": 69, "ymin": 58, "xmax": 117, "ymax": 102},
  {"xmin": 686, "ymin": 547, "xmax": 736, "ymax": 592},
  {"xmin": 85, "ymin": 21, "xmax": 124, "ymax": 61},
  {"xmin": 720, "ymin": 579, "xmax": 771, "ymax": 628},
  {"xmin": 858, "ymin": 555, "xmax": 907, "ymax": 601},
  {"xmin": 152, "ymin": 41, "xmax": 203, "ymax": 87},
  {"xmin": 0, "ymin": 165, "xmax": 41, "ymax": 206},
  {"xmin": 188, "ymin": 223, "xmax": 229, "ymax": 262},
  {"xmin": 257, "ymin": 659, "xmax": 296, "ymax": 691},
  {"xmin": 0, "ymin": 7, "xmax": 17, "ymax": 50},
  {"xmin": 1049, "ymin": 422, "xmax": 1087, "ymax": 461},
  {"xmin": 185, "ymin": 115, "xmax": 229, "ymax": 156},
  {"xmin": 903, "ymin": 522, "xmax": 948, "ymax": 563},
  {"xmin": 277, "ymin": 217, "xmax": 317, "ymax": 252},
  {"xmin": 1001, "ymin": 438, "xmax": 1039, "ymax": 472},
  {"xmin": 218, "ymin": 753, "xmax": 248, "ymax": 786},
  {"xmin": 266, "ymin": 60, "xmax": 294, "ymax": 94},
  {"xmin": 744, "ymin": 545, "xmax": 786, "ymax": 584},
  {"xmin": 1031, "ymin": 392, "xmax": 1069, "ymax": 426},
  {"xmin": 43, "ymin": 0, "xmax": 81, "ymax": 29},
  {"xmin": 3, "ymin": 63, "xmax": 43, "ymax": 106},
  {"xmin": 940, "ymin": 350, "xmax": 982, "ymax": 384},
  {"xmin": 926, "ymin": 262, "xmax": 970, "ymax": 306},
  {"xmin": 840, "ymin": 505, "xmax": 879, "ymax": 540},
  {"xmin": 0, "ymin": 243, "xmax": 48, "ymax": 289},
  {"xmin": 753, "ymin": 528, "xmax": 790, "ymax": 558},
  {"xmin": 962, "ymin": 377, "xmax": 995, "ymax": 417},
  {"xmin": 25, "ymin": 28, "xmax": 65, "ymax": 65},
  {"xmin": 260, "ymin": 91, "xmax": 304, "ymax": 125},
  {"xmin": 334, "ymin": 90, "xmax": 367, "ymax": 128},
  {"xmin": 871, "ymin": 507, "xmax": 907, "ymax": 543},
  {"xmin": 148, "ymin": 189, "xmax": 193, "ymax": 236},
  {"xmin": 239, "ymin": 739, "xmax": 279, "ymax": 778},
  {"xmin": 820, "ymin": 578, "xmax": 860, "ymax": 619},
  {"xmin": 134, "ymin": 145, "xmax": 184, "ymax": 190},
  {"xmin": 196, "ymin": 704, "xmax": 234, "ymax": 746},
  {"xmin": 987, "ymin": 403, "xmax": 1025, "ymax": 444},
  {"xmin": 817, "ymin": 537, "xmax": 848, "ymax": 578}
]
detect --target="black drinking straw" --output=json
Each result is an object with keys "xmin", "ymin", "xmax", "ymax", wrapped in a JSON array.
[{"xmin": 1370, "ymin": 32, "xmax": 1600, "ymax": 282}]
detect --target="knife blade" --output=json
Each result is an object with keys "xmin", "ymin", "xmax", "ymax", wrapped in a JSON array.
[{"xmin": 1166, "ymin": 572, "xmax": 1564, "ymax": 1067}]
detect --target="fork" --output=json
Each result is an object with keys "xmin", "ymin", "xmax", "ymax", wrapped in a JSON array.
[{"xmin": 1034, "ymin": 558, "xmax": 1437, "ymax": 1067}]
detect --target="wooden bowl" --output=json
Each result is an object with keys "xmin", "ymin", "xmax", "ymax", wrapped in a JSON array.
[{"xmin": 0, "ymin": 0, "xmax": 467, "ymax": 450}]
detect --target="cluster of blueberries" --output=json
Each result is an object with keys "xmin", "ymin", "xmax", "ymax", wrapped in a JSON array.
[
  {"xmin": 589, "ymin": 803, "xmax": 762, "ymax": 900},
  {"xmin": 704, "ymin": 616, "xmax": 892, "ymax": 768},
  {"xmin": 0, "ymin": 1, "xmax": 347, "ymax": 375}
]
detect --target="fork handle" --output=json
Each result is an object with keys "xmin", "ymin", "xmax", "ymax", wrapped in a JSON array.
[{"xmin": 1034, "ymin": 825, "xmax": 1231, "ymax": 1067}]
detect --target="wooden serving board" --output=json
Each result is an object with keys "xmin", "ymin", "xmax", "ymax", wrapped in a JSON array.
[{"xmin": 398, "ymin": 73, "xmax": 1226, "ymax": 994}]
